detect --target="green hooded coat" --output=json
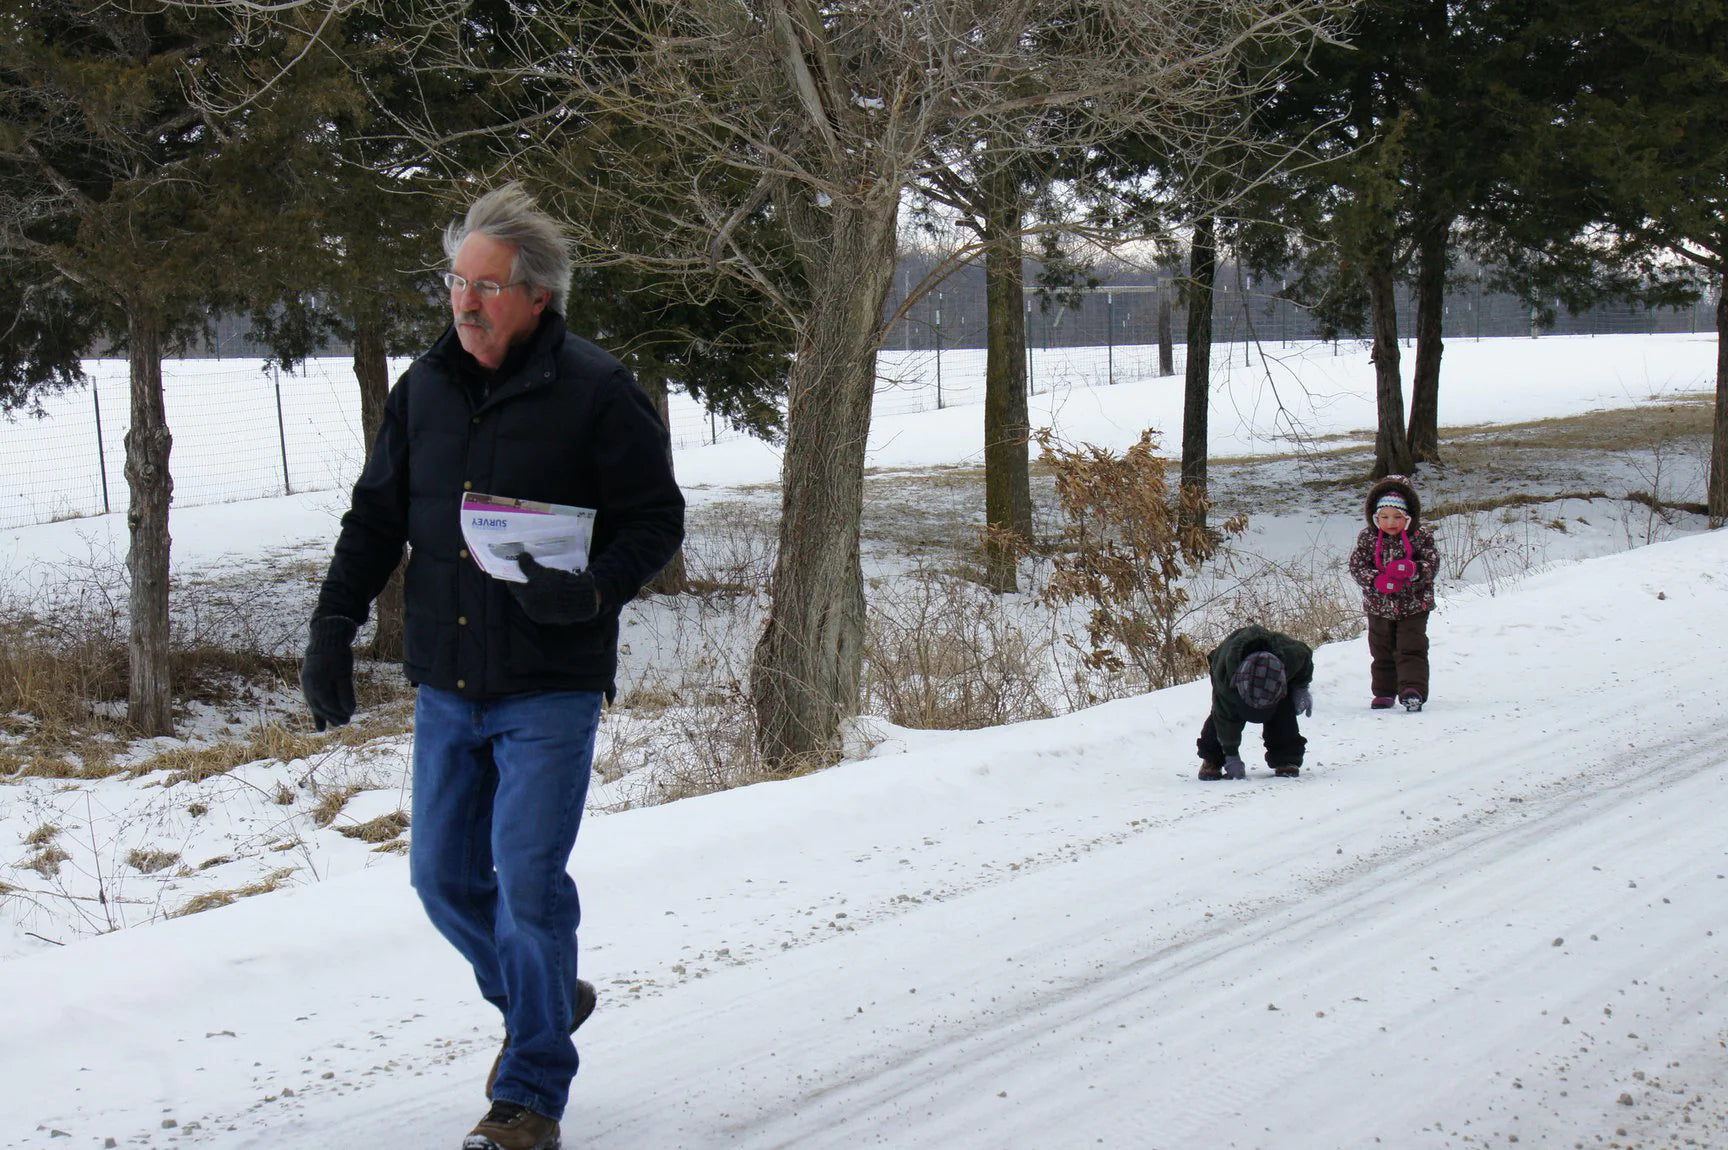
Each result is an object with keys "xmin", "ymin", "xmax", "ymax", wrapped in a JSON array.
[{"xmin": 1206, "ymin": 624, "xmax": 1314, "ymax": 755}]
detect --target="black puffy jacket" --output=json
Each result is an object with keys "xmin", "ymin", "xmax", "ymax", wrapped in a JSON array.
[{"xmin": 315, "ymin": 313, "xmax": 685, "ymax": 699}]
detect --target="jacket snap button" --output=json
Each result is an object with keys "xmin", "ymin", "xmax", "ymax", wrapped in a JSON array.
[
  {"xmin": 456, "ymin": 679, "xmax": 466, "ymax": 689},
  {"xmin": 458, "ymin": 616, "xmax": 467, "ymax": 626},
  {"xmin": 463, "ymin": 481, "xmax": 472, "ymax": 490},
  {"xmin": 459, "ymin": 549, "xmax": 469, "ymax": 560}
]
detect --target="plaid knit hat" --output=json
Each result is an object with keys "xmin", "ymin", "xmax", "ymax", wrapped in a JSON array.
[
  {"xmin": 1375, "ymin": 492, "xmax": 1410, "ymax": 515},
  {"xmin": 1232, "ymin": 651, "xmax": 1287, "ymax": 715}
]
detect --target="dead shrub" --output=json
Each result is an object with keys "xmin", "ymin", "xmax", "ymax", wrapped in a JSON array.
[
  {"xmin": 592, "ymin": 681, "xmax": 776, "ymax": 809},
  {"xmin": 1195, "ymin": 550, "xmax": 1364, "ymax": 652},
  {"xmin": 1035, "ymin": 429, "xmax": 1245, "ymax": 691},
  {"xmin": 862, "ymin": 569, "xmax": 1052, "ymax": 730},
  {"xmin": 680, "ymin": 500, "xmax": 778, "ymax": 594}
]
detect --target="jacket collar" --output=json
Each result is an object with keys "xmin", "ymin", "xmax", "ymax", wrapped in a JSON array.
[{"xmin": 428, "ymin": 312, "xmax": 567, "ymax": 412}]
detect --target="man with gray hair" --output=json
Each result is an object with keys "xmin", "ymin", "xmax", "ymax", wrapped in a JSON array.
[{"xmin": 299, "ymin": 183, "xmax": 684, "ymax": 1149}]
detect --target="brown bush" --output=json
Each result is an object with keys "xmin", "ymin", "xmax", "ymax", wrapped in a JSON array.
[{"xmin": 1035, "ymin": 429, "xmax": 1244, "ymax": 691}]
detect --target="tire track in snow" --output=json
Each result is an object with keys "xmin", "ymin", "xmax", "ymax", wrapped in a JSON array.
[{"xmin": 687, "ymin": 719, "xmax": 1726, "ymax": 1148}]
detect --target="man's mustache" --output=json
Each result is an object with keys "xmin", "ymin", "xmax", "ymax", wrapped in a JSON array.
[{"xmin": 456, "ymin": 310, "xmax": 491, "ymax": 331}]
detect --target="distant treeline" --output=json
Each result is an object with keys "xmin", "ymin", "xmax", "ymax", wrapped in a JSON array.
[{"xmin": 183, "ymin": 255, "xmax": 1717, "ymax": 361}]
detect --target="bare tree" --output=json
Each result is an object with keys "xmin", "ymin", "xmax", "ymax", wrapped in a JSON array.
[
  {"xmin": 522, "ymin": 0, "xmax": 1336, "ymax": 768},
  {"xmin": 351, "ymin": 0, "xmax": 1337, "ymax": 769}
]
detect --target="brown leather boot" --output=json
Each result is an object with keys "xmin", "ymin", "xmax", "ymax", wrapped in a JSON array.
[
  {"xmin": 462, "ymin": 1101, "xmax": 559, "ymax": 1150},
  {"xmin": 1197, "ymin": 759, "xmax": 1224, "ymax": 781},
  {"xmin": 485, "ymin": 978, "xmax": 597, "ymax": 1099}
]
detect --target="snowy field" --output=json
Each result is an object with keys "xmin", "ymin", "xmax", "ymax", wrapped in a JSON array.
[
  {"xmin": 1, "ymin": 332, "xmax": 1716, "ymax": 528},
  {"xmin": 0, "ymin": 333, "xmax": 1724, "ymax": 1148}
]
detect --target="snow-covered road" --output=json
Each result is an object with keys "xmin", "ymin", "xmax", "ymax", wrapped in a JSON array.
[{"xmin": 9, "ymin": 531, "xmax": 1722, "ymax": 1148}]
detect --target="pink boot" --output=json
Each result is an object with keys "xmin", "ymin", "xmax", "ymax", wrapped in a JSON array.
[{"xmin": 1370, "ymin": 695, "xmax": 1395, "ymax": 709}]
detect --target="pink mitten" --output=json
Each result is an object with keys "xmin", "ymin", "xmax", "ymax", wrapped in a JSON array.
[{"xmin": 1374, "ymin": 558, "xmax": 1416, "ymax": 595}]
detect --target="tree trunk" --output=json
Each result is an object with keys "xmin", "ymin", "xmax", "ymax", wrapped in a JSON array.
[
  {"xmin": 751, "ymin": 203, "xmax": 899, "ymax": 771},
  {"xmin": 1407, "ymin": 212, "xmax": 1451, "ymax": 463},
  {"xmin": 123, "ymin": 303, "xmax": 174, "ymax": 736},
  {"xmin": 1710, "ymin": 283, "xmax": 1728, "ymax": 527},
  {"xmin": 1367, "ymin": 242, "xmax": 1415, "ymax": 480},
  {"xmin": 981, "ymin": 166, "xmax": 1031, "ymax": 594},
  {"xmin": 1157, "ymin": 288, "xmax": 1174, "ymax": 377},
  {"xmin": 636, "ymin": 368, "xmax": 690, "ymax": 594},
  {"xmin": 1179, "ymin": 216, "xmax": 1216, "ymax": 531},
  {"xmin": 351, "ymin": 315, "xmax": 405, "ymax": 660}
]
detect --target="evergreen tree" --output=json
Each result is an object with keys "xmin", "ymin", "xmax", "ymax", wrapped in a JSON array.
[
  {"xmin": 0, "ymin": 1, "xmax": 324, "ymax": 733},
  {"xmin": 1523, "ymin": 0, "xmax": 1728, "ymax": 523}
]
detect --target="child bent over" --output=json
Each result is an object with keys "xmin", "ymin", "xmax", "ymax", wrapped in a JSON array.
[
  {"xmin": 1197, "ymin": 624, "xmax": 1314, "ymax": 780},
  {"xmin": 1347, "ymin": 475, "xmax": 1439, "ymax": 711}
]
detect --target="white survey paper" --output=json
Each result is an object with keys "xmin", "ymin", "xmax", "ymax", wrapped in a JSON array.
[{"xmin": 459, "ymin": 492, "xmax": 596, "ymax": 583}]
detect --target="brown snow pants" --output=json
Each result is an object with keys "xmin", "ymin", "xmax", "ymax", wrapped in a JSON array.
[
  {"xmin": 1368, "ymin": 611, "xmax": 1429, "ymax": 700},
  {"xmin": 1368, "ymin": 607, "xmax": 1423, "ymax": 697}
]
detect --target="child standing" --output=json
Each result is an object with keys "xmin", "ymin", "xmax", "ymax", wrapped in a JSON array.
[{"xmin": 1347, "ymin": 475, "xmax": 1439, "ymax": 711}]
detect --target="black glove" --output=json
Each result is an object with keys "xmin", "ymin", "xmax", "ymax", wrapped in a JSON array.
[
  {"xmin": 511, "ymin": 554, "xmax": 602, "ymax": 625},
  {"xmin": 301, "ymin": 615, "xmax": 358, "ymax": 731}
]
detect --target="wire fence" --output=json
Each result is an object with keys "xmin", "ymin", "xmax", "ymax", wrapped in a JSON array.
[
  {"xmin": 4, "ymin": 313, "xmax": 1717, "ymax": 531},
  {"xmin": 2, "ymin": 359, "xmax": 382, "ymax": 531},
  {"xmin": 1, "ymin": 346, "xmax": 1136, "ymax": 530}
]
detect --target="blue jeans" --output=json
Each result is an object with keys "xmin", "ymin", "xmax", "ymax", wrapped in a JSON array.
[{"xmin": 409, "ymin": 684, "xmax": 601, "ymax": 1121}]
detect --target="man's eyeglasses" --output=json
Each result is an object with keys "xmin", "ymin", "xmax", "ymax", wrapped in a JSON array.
[{"xmin": 442, "ymin": 272, "xmax": 526, "ymax": 300}]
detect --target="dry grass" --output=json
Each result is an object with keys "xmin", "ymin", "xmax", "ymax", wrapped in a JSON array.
[
  {"xmin": 862, "ymin": 569, "xmax": 1052, "ymax": 730},
  {"xmin": 309, "ymin": 785, "xmax": 363, "ymax": 828},
  {"xmin": 126, "ymin": 847, "xmax": 182, "ymax": 874},
  {"xmin": 169, "ymin": 867, "xmax": 295, "ymax": 918},
  {"xmin": 1439, "ymin": 398, "xmax": 1711, "ymax": 453},
  {"xmin": 334, "ymin": 810, "xmax": 410, "ymax": 844},
  {"xmin": 150, "ymin": 721, "xmax": 331, "ymax": 787},
  {"xmin": 22, "ymin": 822, "xmax": 60, "ymax": 847},
  {"xmin": 23, "ymin": 843, "xmax": 71, "ymax": 879}
]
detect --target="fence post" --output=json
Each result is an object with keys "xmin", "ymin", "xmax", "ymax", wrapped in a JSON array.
[
  {"xmin": 1106, "ymin": 292, "xmax": 1115, "ymax": 385},
  {"xmin": 934, "ymin": 293, "xmax": 944, "ymax": 410},
  {"xmin": 274, "ymin": 366, "xmax": 293, "ymax": 495},
  {"xmin": 92, "ymin": 380, "xmax": 111, "ymax": 515},
  {"xmin": 1025, "ymin": 298, "xmax": 1036, "ymax": 396}
]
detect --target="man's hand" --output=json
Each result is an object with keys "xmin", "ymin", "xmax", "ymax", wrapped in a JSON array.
[
  {"xmin": 511, "ymin": 554, "xmax": 602, "ymax": 626},
  {"xmin": 1291, "ymin": 686, "xmax": 1313, "ymax": 717},
  {"xmin": 1222, "ymin": 753, "xmax": 1247, "ymax": 780},
  {"xmin": 301, "ymin": 616, "xmax": 358, "ymax": 731}
]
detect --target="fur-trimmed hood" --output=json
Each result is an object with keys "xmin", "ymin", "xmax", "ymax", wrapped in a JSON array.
[{"xmin": 1363, "ymin": 474, "xmax": 1422, "ymax": 530}]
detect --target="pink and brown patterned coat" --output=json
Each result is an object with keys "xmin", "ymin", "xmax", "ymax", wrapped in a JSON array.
[{"xmin": 1347, "ymin": 475, "xmax": 1440, "ymax": 619}]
